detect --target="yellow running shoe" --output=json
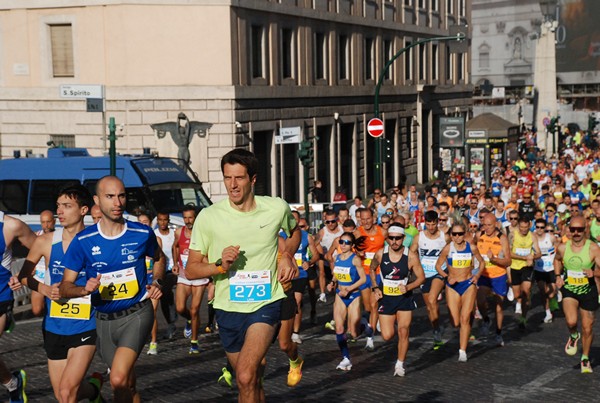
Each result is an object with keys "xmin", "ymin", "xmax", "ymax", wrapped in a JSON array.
[{"xmin": 287, "ymin": 356, "xmax": 304, "ymax": 387}]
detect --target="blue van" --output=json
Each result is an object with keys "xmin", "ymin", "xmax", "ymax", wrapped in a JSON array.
[{"xmin": 0, "ymin": 147, "xmax": 211, "ymax": 230}]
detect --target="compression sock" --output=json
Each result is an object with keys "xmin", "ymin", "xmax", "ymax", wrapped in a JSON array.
[{"xmin": 336, "ymin": 333, "xmax": 350, "ymax": 358}]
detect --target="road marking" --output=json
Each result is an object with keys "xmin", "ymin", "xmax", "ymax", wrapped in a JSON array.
[{"xmin": 492, "ymin": 367, "xmax": 568, "ymax": 401}]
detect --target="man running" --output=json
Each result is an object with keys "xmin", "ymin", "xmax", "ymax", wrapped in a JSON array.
[
  {"xmin": 372, "ymin": 224, "xmax": 425, "ymax": 376},
  {"xmin": 31, "ymin": 210, "xmax": 57, "ymax": 316},
  {"xmin": 410, "ymin": 211, "xmax": 449, "ymax": 349},
  {"xmin": 554, "ymin": 216, "xmax": 600, "ymax": 373},
  {"xmin": 60, "ymin": 176, "xmax": 165, "ymax": 402},
  {"xmin": 185, "ymin": 149, "xmax": 299, "ymax": 402},
  {"xmin": 533, "ymin": 219, "xmax": 559, "ymax": 323},
  {"xmin": 154, "ymin": 211, "xmax": 178, "ymax": 339},
  {"xmin": 173, "ymin": 204, "xmax": 208, "ymax": 354},
  {"xmin": 14, "ymin": 185, "xmax": 104, "ymax": 402},
  {"xmin": 0, "ymin": 212, "xmax": 35, "ymax": 403},
  {"xmin": 316, "ymin": 209, "xmax": 344, "ymax": 302}
]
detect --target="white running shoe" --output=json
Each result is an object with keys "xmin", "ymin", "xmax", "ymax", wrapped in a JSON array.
[
  {"xmin": 458, "ymin": 350, "xmax": 468, "ymax": 362},
  {"xmin": 291, "ymin": 333, "xmax": 303, "ymax": 344},
  {"xmin": 365, "ymin": 337, "xmax": 374, "ymax": 351},
  {"xmin": 557, "ymin": 290, "xmax": 562, "ymax": 302},
  {"xmin": 318, "ymin": 293, "xmax": 327, "ymax": 303},
  {"xmin": 515, "ymin": 302, "xmax": 522, "ymax": 315},
  {"xmin": 393, "ymin": 362, "xmax": 405, "ymax": 377},
  {"xmin": 543, "ymin": 312, "xmax": 553, "ymax": 323},
  {"xmin": 336, "ymin": 357, "xmax": 352, "ymax": 371},
  {"xmin": 376, "ymin": 320, "xmax": 381, "ymax": 333},
  {"xmin": 507, "ymin": 287, "xmax": 514, "ymax": 302}
]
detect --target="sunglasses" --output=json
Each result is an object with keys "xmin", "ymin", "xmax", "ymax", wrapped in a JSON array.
[
  {"xmin": 374, "ymin": 192, "xmax": 381, "ymax": 195},
  {"xmin": 469, "ymin": 225, "xmax": 478, "ymax": 228},
  {"xmin": 509, "ymin": 217, "xmax": 518, "ymax": 221},
  {"xmin": 339, "ymin": 239, "xmax": 353, "ymax": 245},
  {"xmin": 299, "ymin": 225, "xmax": 308, "ymax": 229},
  {"xmin": 569, "ymin": 227, "xmax": 585, "ymax": 233},
  {"xmin": 536, "ymin": 226, "xmax": 546, "ymax": 229},
  {"xmin": 545, "ymin": 229, "xmax": 553, "ymax": 233},
  {"xmin": 439, "ymin": 219, "xmax": 447, "ymax": 222},
  {"xmin": 451, "ymin": 232, "xmax": 465, "ymax": 236},
  {"xmin": 546, "ymin": 210, "xmax": 555, "ymax": 213},
  {"xmin": 325, "ymin": 220, "xmax": 337, "ymax": 224},
  {"xmin": 381, "ymin": 221, "xmax": 390, "ymax": 224},
  {"xmin": 388, "ymin": 236, "xmax": 405, "ymax": 241}
]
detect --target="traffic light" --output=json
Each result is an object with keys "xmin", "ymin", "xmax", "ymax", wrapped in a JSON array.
[
  {"xmin": 384, "ymin": 138, "xmax": 393, "ymax": 163},
  {"xmin": 588, "ymin": 114, "xmax": 599, "ymax": 133},
  {"xmin": 297, "ymin": 140, "xmax": 313, "ymax": 167}
]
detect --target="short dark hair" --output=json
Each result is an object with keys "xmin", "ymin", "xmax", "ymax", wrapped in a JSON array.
[
  {"xmin": 58, "ymin": 184, "xmax": 92, "ymax": 209},
  {"xmin": 221, "ymin": 149, "xmax": 259, "ymax": 179},
  {"xmin": 183, "ymin": 203, "xmax": 199, "ymax": 215},
  {"xmin": 424, "ymin": 210, "xmax": 439, "ymax": 222},
  {"xmin": 342, "ymin": 219, "xmax": 356, "ymax": 228}
]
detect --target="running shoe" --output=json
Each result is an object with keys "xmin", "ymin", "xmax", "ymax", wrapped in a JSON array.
[
  {"xmin": 565, "ymin": 333, "xmax": 580, "ymax": 356},
  {"xmin": 287, "ymin": 356, "xmax": 304, "ymax": 387},
  {"xmin": 364, "ymin": 337, "xmax": 374, "ymax": 351},
  {"xmin": 147, "ymin": 342, "xmax": 158, "ymax": 355},
  {"xmin": 495, "ymin": 334, "xmax": 505, "ymax": 347},
  {"xmin": 184, "ymin": 321, "xmax": 192, "ymax": 339},
  {"xmin": 543, "ymin": 312, "xmax": 553, "ymax": 324},
  {"xmin": 291, "ymin": 333, "xmax": 303, "ymax": 344},
  {"xmin": 515, "ymin": 303, "xmax": 522, "ymax": 315},
  {"xmin": 9, "ymin": 369, "xmax": 27, "ymax": 403},
  {"xmin": 88, "ymin": 372, "xmax": 105, "ymax": 403},
  {"xmin": 393, "ymin": 362, "xmax": 405, "ymax": 377},
  {"xmin": 218, "ymin": 367, "xmax": 233, "ymax": 388},
  {"xmin": 556, "ymin": 290, "xmax": 562, "ymax": 303},
  {"xmin": 433, "ymin": 330, "xmax": 443, "ymax": 350},
  {"xmin": 581, "ymin": 358, "xmax": 593, "ymax": 374},
  {"xmin": 324, "ymin": 320, "xmax": 335, "ymax": 331},
  {"xmin": 474, "ymin": 309, "xmax": 482, "ymax": 320},
  {"xmin": 318, "ymin": 293, "xmax": 327, "ymax": 303},
  {"xmin": 189, "ymin": 341, "xmax": 199, "ymax": 354},
  {"xmin": 164, "ymin": 323, "xmax": 176, "ymax": 340},
  {"xmin": 458, "ymin": 350, "xmax": 468, "ymax": 363},
  {"xmin": 336, "ymin": 357, "xmax": 352, "ymax": 371},
  {"xmin": 507, "ymin": 287, "xmax": 514, "ymax": 302},
  {"xmin": 204, "ymin": 324, "xmax": 213, "ymax": 334},
  {"xmin": 4, "ymin": 306, "xmax": 15, "ymax": 334}
]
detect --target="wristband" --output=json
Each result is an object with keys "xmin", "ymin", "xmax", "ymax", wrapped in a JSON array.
[{"xmin": 371, "ymin": 286, "xmax": 381, "ymax": 292}]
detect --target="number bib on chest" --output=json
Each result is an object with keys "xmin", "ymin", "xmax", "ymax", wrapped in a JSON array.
[
  {"xmin": 421, "ymin": 256, "xmax": 438, "ymax": 276},
  {"xmin": 99, "ymin": 268, "xmax": 139, "ymax": 301},
  {"xmin": 567, "ymin": 270, "xmax": 589, "ymax": 286},
  {"xmin": 515, "ymin": 247, "xmax": 530, "ymax": 257},
  {"xmin": 294, "ymin": 253, "xmax": 303, "ymax": 267},
  {"xmin": 50, "ymin": 296, "xmax": 92, "ymax": 320},
  {"xmin": 452, "ymin": 252, "xmax": 472, "ymax": 268},
  {"xmin": 229, "ymin": 270, "xmax": 271, "ymax": 303},
  {"xmin": 180, "ymin": 254, "xmax": 189, "ymax": 269},
  {"xmin": 536, "ymin": 255, "xmax": 554, "ymax": 271},
  {"xmin": 382, "ymin": 278, "xmax": 408, "ymax": 296},
  {"xmin": 333, "ymin": 266, "xmax": 352, "ymax": 282}
]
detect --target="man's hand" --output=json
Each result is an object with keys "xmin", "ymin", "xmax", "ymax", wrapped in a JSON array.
[
  {"xmin": 84, "ymin": 274, "xmax": 102, "ymax": 295},
  {"xmin": 146, "ymin": 283, "xmax": 163, "ymax": 300},
  {"xmin": 8, "ymin": 276, "xmax": 21, "ymax": 291},
  {"xmin": 172, "ymin": 264, "xmax": 180, "ymax": 275},
  {"xmin": 277, "ymin": 253, "xmax": 298, "ymax": 283},
  {"xmin": 47, "ymin": 283, "xmax": 61, "ymax": 301},
  {"xmin": 221, "ymin": 246, "xmax": 241, "ymax": 272},
  {"xmin": 584, "ymin": 269, "xmax": 594, "ymax": 278},
  {"xmin": 372, "ymin": 288, "xmax": 383, "ymax": 302},
  {"xmin": 555, "ymin": 275, "xmax": 564, "ymax": 289}
]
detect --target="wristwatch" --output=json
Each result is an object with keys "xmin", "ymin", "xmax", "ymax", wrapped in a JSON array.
[
  {"xmin": 215, "ymin": 258, "xmax": 227, "ymax": 274},
  {"xmin": 152, "ymin": 279, "xmax": 163, "ymax": 289}
]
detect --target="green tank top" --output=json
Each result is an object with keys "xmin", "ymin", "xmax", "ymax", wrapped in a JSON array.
[
  {"xmin": 590, "ymin": 219, "xmax": 600, "ymax": 245},
  {"xmin": 563, "ymin": 240, "xmax": 594, "ymax": 294}
]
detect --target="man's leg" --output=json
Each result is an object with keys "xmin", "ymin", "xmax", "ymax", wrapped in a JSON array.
[
  {"xmin": 189, "ymin": 284, "xmax": 206, "ymax": 345},
  {"xmin": 30, "ymin": 291, "xmax": 45, "ymax": 317},
  {"xmin": 580, "ymin": 307, "xmax": 595, "ymax": 358},
  {"xmin": 47, "ymin": 359, "xmax": 67, "ymax": 401},
  {"xmin": 110, "ymin": 347, "xmax": 140, "ymax": 403},
  {"xmin": 396, "ymin": 311, "xmax": 412, "ymax": 362},
  {"xmin": 520, "ymin": 279, "xmax": 532, "ymax": 323},
  {"xmin": 60, "ymin": 345, "xmax": 97, "ymax": 403},
  {"xmin": 176, "ymin": 282, "xmax": 193, "ymax": 339},
  {"xmin": 160, "ymin": 272, "xmax": 178, "ymax": 325}
]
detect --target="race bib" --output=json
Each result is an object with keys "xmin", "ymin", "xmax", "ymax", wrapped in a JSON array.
[
  {"xmin": 294, "ymin": 253, "xmax": 303, "ymax": 267},
  {"xmin": 99, "ymin": 268, "xmax": 139, "ymax": 301},
  {"xmin": 364, "ymin": 252, "xmax": 375, "ymax": 267},
  {"xmin": 536, "ymin": 255, "xmax": 554, "ymax": 272},
  {"xmin": 382, "ymin": 278, "xmax": 408, "ymax": 296},
  {"xmin": 34, "ymin": 257, "xmax": 46, "ymax": 283},
  {"xmin": 466, "ymin": 187, "xmax": 473, "ymax": 193},
  {"xmin": 49, "ymin": 295, "xmax": 92, "ymax": 320},
  {"xmin": 450, "ymin": 186, "xmax": 457, "ymax": 193},
  {"xmin": 421, "ymin": 256, "xmax": 438, "ymax": 276},
  {"xmin": 333, "ymin": 266, "xmax": 352, "ymax": 282},
  {"xmin": 452, "ymin": 252, "xmax": 472, "ymax": 268},
  {"xmin": 229, "ymin": 270, "xmax": 271, "ymax": 303},
  {"xmin": 515, "ymin": 247, "xmax": 530, "ymax": 257},
  {"xmin": 567, "ymin": 270, "xmax": 589, "ymax": 286},
  {"xmin": 180, "ymin": 254, "xmax": 189, "ymax": 269}
]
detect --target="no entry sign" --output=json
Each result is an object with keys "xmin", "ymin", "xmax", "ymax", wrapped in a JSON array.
[{"xmin": 367, "ymin": 118, "xmax": 384, "ymax": 138}]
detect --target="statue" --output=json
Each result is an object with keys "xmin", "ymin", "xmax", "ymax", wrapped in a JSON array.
[{"xmin": 151, "ymin": 112, "xmax": 212, "ymax": 167}]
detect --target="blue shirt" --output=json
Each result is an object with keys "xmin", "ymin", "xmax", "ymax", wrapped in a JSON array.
[
  {"xmin": 0, "ymin": 212, "xmax": 12, "ymax": 303},
  {"xmin": 62, "ymin": 221, "xmax": 159, "ymax": 313}
]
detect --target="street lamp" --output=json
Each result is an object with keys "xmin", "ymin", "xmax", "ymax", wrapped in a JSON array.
[{"xmin": 534, "ymin": 0, "xmax": 558, "ymax": 160}]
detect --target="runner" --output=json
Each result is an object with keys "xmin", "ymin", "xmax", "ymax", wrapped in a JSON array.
[
  {"xmin": 59, "ymin": 176, "xmax": 165, "ymax": 402},
  {"xmin": 31, "ymin": 210, "xmax": 56, "ymax": 316},
  {"xmin": 554, "ymin": 216, "xmax": 600, "ymax": 374},
  {"xmin": 173, "ymin": 204, "xmax": 208, "ymax": 354},
  {"xmin": 0, "ymin": 212, "xmax": 36, "ymax": 403},
  {"xmin": 184, "ymin": 149, "xmax": 299, "ymax": 402},
  {"xmin": 154, "ymin": 211, "xmax": 178, "ymax": 339},
  {"xmin": 436, "ymin": 222, "xmax": 485, "ymax": 362},
  {"xmin": 533, "ymin": 218, "xmax": 559, "ymax": 323},
  {"xmin": 90, "ymin": 205, "xmax": 102, "ymax": 224},
  {"xmin": 410, "ymin": 211, "xmax": 449, "ymax": 350},
  {"xmin": 316, "ymin": 209, "xmax": 344, "ymax": 303},
  {"xmin": 13, "ymin": 184, "xmax": 104, "ymax": 402},
  {"xmin": 329, "ymin": 232, "xmax": 366, "ymax": 371},
  {"xmin": 372, "ymin": 224, "xmax": 424, "ymax": 376}
]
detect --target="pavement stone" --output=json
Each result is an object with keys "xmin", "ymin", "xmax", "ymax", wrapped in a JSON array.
[{"xmin": 2, "ymin": 287, "xmax": 599, "ymax": 402}]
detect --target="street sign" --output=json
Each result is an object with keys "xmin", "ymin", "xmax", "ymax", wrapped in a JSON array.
[
  {"xmin": 367, "ymin": 118, "xmax": 384, "ymax": 138},
  {"xmin": 275, "ymin": 126, "xmax": 302, "ymax": 144},
  {"xmin": 86, "ymin": 98, "xmax": 103, "ymax": 112},
  {"xmin": 543, "ymin": 117, "xmax": 551, "ymax": 127},
  {"xmin": 59, "ymin": 84, "xmax": 103, "ymax": 99}
]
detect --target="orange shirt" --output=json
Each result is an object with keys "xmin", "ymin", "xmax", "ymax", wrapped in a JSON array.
[
  {"xmin": 358, "ymin": 226, "xmax": 385, "ymax": 275},
  {"xmin": 477, "ymin": 231, "xmax": 506, "ymax": 278}
]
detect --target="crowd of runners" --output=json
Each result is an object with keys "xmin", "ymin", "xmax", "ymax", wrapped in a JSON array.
[{"xmin": 1, "ymin": 137, "xmax": 600, "ymax": 402}]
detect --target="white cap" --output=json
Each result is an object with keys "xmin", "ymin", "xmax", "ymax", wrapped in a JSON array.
[{"xmin": 557, "ymin": 204, "xmax": 567, "ymax": 213}]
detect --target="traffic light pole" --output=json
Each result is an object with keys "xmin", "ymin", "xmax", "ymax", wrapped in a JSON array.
[
  {"xmin": 372, "ymin": 33, "xmax": 465, "ymax": 190},
  {"xmin": 109, "ymin": 117, "xmax": 117, "ymax": 176}
]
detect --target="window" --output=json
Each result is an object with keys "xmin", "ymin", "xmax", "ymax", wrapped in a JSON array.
[
  {"xmin": 383, "ymin": 39, "xmax": 393, "ymax": 80},
  {"xmin": 251, "ymin": 25, "xmax": 266, "ymax": 79},
  {"xmin": 457, "ymin": 52, "xmax": 464, "ymax": 80},
  {"xmin": 281, "ymin": 28, "xmax": 295, "ymax": 79},
  {"xmin": 315, "ymin": 32, "xmax": 328, "ymax": 80},
  {"xmin": 365, "ymin": 37, "xmax": 375, "ymax": 80},
  {"xmin": 339, "ymin": 34, "xmax": 350, "ymax": 80},
  {"xmin": 479, "ymin": 50, "xmax": 489, "ymax": 68},
  {"xmin": 418, "ymin": 0, "xmax": 426, "ymax": 9},
  {"xmin": 406, "ymin": 118, "xmax": 413, "ymax": 158},
  {"xmin": 459, "ymin": 0, "xmax": 465, "ymax": 16},
  {"xmin": 50, "ymin": 134, "xmax": 76, "ymax": 148},
  {"xmin": 446, "ymin": 46, "xmax": 453, "ymax": 81},
  {"xmin": 419, "ymin": 43, "xmax": 426, "ymax": 80},
  {"xmin": 447, "ymin": 0, "xmax": 453, "ymax": 14},
  {"xmin": 0, "ymin": 181, "xmax": 28, "ymax": 214},
  {"xmin": 30, "ymin": 180, "xmax": 79, "ymax": 214},
  {"xmin": 404, "ymin": 40, "xmax": 413, "ymax": 81},
  {"xmin": 432, "ymin": 0, "xmax": 438, "ymax": 11},
  {"xmin": 404, "ymin": 0, "xmax": 412, "ymax": 5},
  {"xmin": 432, "ymin": 44, "xmax": 438, "ymax": 80},
  {"xmin": 50, "ymin": 24, "xmax": 74, "ymax": 77}
]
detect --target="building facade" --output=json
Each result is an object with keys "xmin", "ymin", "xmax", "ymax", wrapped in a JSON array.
[{"xmin": 0, "ymin": 0, "xmax": 471, "ymax": 202}]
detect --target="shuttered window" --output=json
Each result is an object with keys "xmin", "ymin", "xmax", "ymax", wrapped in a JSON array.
[{"xmin": 50, "ymin": 24, "xmax": 74, "ymax": 77}]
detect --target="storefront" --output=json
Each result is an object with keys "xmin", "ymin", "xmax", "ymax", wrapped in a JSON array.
[{"xmin": 465, "ymin": 113, "xmax": 520, "ymax": 185}]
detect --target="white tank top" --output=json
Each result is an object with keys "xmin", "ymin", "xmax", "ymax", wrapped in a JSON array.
[
  {"xmin": 320, "ymin": 225, "xmax": 344, "ymax": 252},
  {"xmin": 155, "ymin": 228, "xmax": 175, "ymax": 271},
  {"xmin": 535, "ymin": 233, "xmax": 555, "ymax": 272},
  {"xmin": 418, "ymin": 230, "xmax": 447, "ymax": 278},
  {"xmin": 500, "ymin": 187, "xmax": 512, "ymax": 205}
]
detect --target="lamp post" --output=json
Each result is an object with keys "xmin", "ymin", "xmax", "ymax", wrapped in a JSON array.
[{"xmin": 534, "ymin": 0, "xmax": 558, "ymax": 160}]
